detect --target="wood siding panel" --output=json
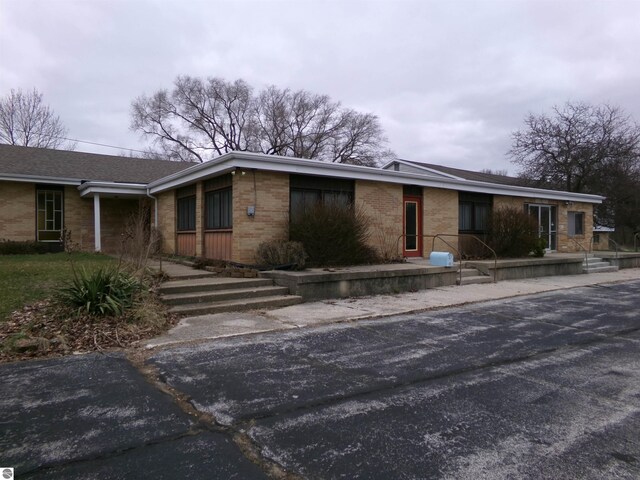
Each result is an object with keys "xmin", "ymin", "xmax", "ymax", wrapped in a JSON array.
[
  {"xmin": 176, "ymin": 233, "xmax": 196, "ymax": 256},
  {"xmin": 204, "ymin": 231, "xmax": 232, "ymax": 260}
]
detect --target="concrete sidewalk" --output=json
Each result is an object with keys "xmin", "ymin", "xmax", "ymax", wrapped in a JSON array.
[{"xmin": 144, "ymin": 268, "xmax": 640, "ymax": 348}]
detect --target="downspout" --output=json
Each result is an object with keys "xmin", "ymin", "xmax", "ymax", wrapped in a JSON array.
[
  {"xmin": 146, "ymin": 188, "xmax": 158, "ymax": 228},
  {"xmin": 146, "ymin": 188, "xmax": 161, "ymax": 271}
]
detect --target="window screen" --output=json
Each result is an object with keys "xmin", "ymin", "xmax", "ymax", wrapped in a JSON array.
[
  {"xmin": 205, "ymin": 188, "xmax": 232, "ymax": 229},
  {"xmin": 177, "ymin": 195, "xmax": 196, "ymax": 231}
]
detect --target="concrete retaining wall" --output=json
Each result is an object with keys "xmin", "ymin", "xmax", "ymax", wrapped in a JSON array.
[
  {"xmin": 262, "ymin": 265, "xmax": 458, "ymax": 301},
  {"xmin": 466, "ymin": 257, "xmax": 584, "ymax": 281},
  {"xmin": 601, "ymin": 253, "xmax": 640, "ymax": 269}
]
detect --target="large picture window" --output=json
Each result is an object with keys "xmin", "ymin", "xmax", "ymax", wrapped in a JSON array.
[
  {"xmin": 568, "ymin": 211, "xmax": 584, "ymax": 236},
  {"xmin": 37, "ymin": 188, "xmax": 63, "ymax": 241},
  {"xmin": 176, "ymin": 186, "xmax": 196, "ymax": 231},
  {"xmin": 205, "ymin": 188, "xmax": 232, "ymax": 229},
  {"xmin": 290, "ymin": 174, "xmax": 354, "ymax": 221},
  {"xmin": 458, "ymin": 193, "xmax": 492, "ymax": 233}
]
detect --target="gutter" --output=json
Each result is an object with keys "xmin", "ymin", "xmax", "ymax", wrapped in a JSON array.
[{"xmin": 0, "ymin": 173, "xmax": 82, "ymax": 186}]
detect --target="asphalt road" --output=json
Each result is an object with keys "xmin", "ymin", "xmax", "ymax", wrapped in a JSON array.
[{"xmin": 2, "ymin": 280, "xmax": 639, "ymax": 479}]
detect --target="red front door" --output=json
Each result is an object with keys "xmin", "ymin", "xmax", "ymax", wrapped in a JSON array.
[{"xmin": 403, "ymin": 196, "xmax": 422, "ymax": 257}]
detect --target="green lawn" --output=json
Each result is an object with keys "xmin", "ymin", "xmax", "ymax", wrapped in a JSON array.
[{"xmin": 0, "ymin": 253, "xmax": 117, "ymax": 320}]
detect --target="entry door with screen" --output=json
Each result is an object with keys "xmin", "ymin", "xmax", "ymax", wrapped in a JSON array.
[{"xmin": 528, "ymin": 204, "xmax": 557, "ymax": 251}]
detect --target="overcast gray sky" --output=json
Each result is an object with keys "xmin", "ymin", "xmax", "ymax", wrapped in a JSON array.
[{"xmin": 1, "ymin": 0, "xmax": 639, "ymax": 174}]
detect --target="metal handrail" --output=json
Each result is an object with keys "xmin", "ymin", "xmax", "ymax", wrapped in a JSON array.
[
  {"xmin": 395, "ymin": 233, "xmax": 498, "ymax": 284},
  {"xmin": 432, "ymin": 233, "xmax": 498, "ymax": 283},
  {"xmin": 431, "ymin": 235, "xmax": 464, "ymax": 286},
  {"xmin": 395, "ymin": 234, "xmax": 463, "ymax": 285},
  {"xmin": 607, "ymin": 238, "xmax": 620, "ymax": 258},
  {"xmin": 554, "ymin": 232, "xmax": 593, "ymax": 271}
]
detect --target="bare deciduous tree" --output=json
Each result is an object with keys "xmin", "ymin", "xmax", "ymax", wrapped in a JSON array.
[
  {"xmin": 509, "ymin": 102, "xmax": 640, "ymax": 193},
  {"xmin": 130, "ymin": 76, "xmax": 393, "ymax": 166},
  {"xmin": 0, "ymin": 88, "xmax": 75, "ymax": 150},
  {"xmin": 509, "ymin": 102, "xmax": 640, "ymax": 240}
]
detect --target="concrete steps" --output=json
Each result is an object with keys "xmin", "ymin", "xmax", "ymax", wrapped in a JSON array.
[
  {"xmin": 160, "ymin": 277, "xmax": 273, "ymax": 295},
  {"xmin": 582, "ymin": 257, "xmax": 619, "ymax": 274},
  {"xmin": 457, "ymin": 268, "xmax": 493, "ymax": 286},
  {"xmin": 159, "ymin": 276, "xmax": 302, "ymax": 315},
  {"xmin": 162, "ymin": 286, "xmax": 291, "ymax": 306},
  {"xmin": 168, "ymin": 295, "xmax": 303, "ymax": 316}
]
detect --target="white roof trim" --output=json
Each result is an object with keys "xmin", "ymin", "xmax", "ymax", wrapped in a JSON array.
[
  {"xmin": 0, "ymin": 173, "xmax": 81, "ymax": 186},
  {"xmin": 381, "ymin": 159, "xmax": 464, "ymax": 180},
  {"xmin": 148, "ymin": 151, "xmax": 604, "ymax": 204},
  {"xmin": 78, "ymin": 181, "xmax": 148, "ymax": 197}
]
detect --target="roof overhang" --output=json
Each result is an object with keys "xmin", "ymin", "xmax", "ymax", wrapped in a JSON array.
[
  {"xmin": 148, "ymin": 151, "xmax": 605, "ymax": 204},
  {"xmin": 0, "ymin": 173, "xmax": 82, "ymax": 186},
  {"xmin": 78, "ymin": 181, "xmax": 149, "ymax": 198}
]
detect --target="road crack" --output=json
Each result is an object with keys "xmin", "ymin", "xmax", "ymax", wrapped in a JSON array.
[{"xmin": 125, "ymin": 349, "xmax": 301, "ymax": 480}]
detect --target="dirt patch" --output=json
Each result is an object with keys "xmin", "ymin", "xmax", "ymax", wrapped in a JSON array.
[{"xmin": 0, "ymin": 294, "xmax": 178, "ymax": 364}]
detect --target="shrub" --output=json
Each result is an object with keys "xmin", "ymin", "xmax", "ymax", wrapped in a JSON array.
[
  {"xmin": 57, "ymin": 267, "xmax": 141, "ymax": 316},
  {"xmin": 289, "ymin": 202, "xmax": 379, "ymax": 267},
  {"xmin": 531, "ymin": 237, "xmax": 547, "ymax": 257},
  {"xmin": 486, "ymin": 206, "xmax": 539, "ymax": 258},
  {"xmin": 0, "ymin": 239, "xmax": 55, "ymax": 255},
  {"xmin": 255, "ymin": 240, "xmax": 307, "ymax": 270}
]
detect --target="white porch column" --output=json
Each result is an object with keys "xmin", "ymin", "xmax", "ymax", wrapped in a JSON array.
[{"xmin": 94, "ymin": 194, "xmax": 102, "ymax": 252}]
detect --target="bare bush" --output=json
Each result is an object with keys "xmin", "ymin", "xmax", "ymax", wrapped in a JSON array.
[
  {"xmin": 487, "ymin": 206, "xmax": 538, "ymax": 258},
  {"xmin": 119, "ymin": 207, "xmax": 161, "ymax": 277},
  {"xmin": 255, "ymin": 240, "xmax": 307, "ymax": 270}
]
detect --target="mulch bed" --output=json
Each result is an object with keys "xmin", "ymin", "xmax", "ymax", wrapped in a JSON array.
[{"xmin": 0, "ymin": 299, "xmax": 178, "ymax": 364}]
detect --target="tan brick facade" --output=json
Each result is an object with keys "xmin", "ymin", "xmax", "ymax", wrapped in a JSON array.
[
  {"xmin": 355, "ymin": 180, "xmax": 403, "ymax": 258},
  {"xmin": 232, "ymin": 171, "xmax": 290, "ymax": 264},
  {"xmin": 423, "ymin": 188, "xmax": 459, "ymax": 256},
  {"xmin": 493, "ymin": 195, "xmax": 594, "ymax": 253},
  {"xmin": 155, "ymin": 190, "xmax": 176, "ymax": 254},
  {"xmin": 4, "ymin": 173, "xmax": 591, "ymax": 262},
  {"xmin": 0, "ymin": 181, "xmax": 145, "ymax": 253},
  {"xmin": 0, "ymin": 181, "xmax": 35, "ymax": 242},
  {"xmin": 63, "ymin": 185, "xmax": 93, "ymax": 250}
]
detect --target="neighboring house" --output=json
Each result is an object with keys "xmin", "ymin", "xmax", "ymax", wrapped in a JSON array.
[
  {"xmin": 1, "ymin": 145, "xmax": 604, "ymax": 262},
  {"xmin": 592, "ymin": 225, "xmax": 614, "ymax": 251}
]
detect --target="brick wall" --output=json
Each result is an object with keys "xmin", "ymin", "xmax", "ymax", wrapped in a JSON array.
[
  {"xmin": 232, "ymin": 171, "xmax": 289, "ymax": 264},
  {"xmin": 355, "ymin": 180, "xmax": 403, "ymax": 258},
  {"xmin": 63, "ymin": 186, "xmax": 93, "ymax": 251},
  {"xmin": 100, "ymin": 198, "xmax": 142, "ymax": 253},
  {"xmin": 0, "ymin": 181, "xmax": 35, "ymax": 241},
  {"xmin": 559, "ymin": 201, "xmax": 594, "ymax": 253},
  {"xmin": 156, "ymin": 190, "xmax": 176, "ymax": 254},
  {"xmin": 423, "ymin": 188, "xmax": 459, "ymax": 256}
]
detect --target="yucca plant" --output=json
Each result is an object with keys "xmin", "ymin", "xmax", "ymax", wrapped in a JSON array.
[{"xmin": 57, "ymin": 267, "xmax": 141, "ymax": 316}]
